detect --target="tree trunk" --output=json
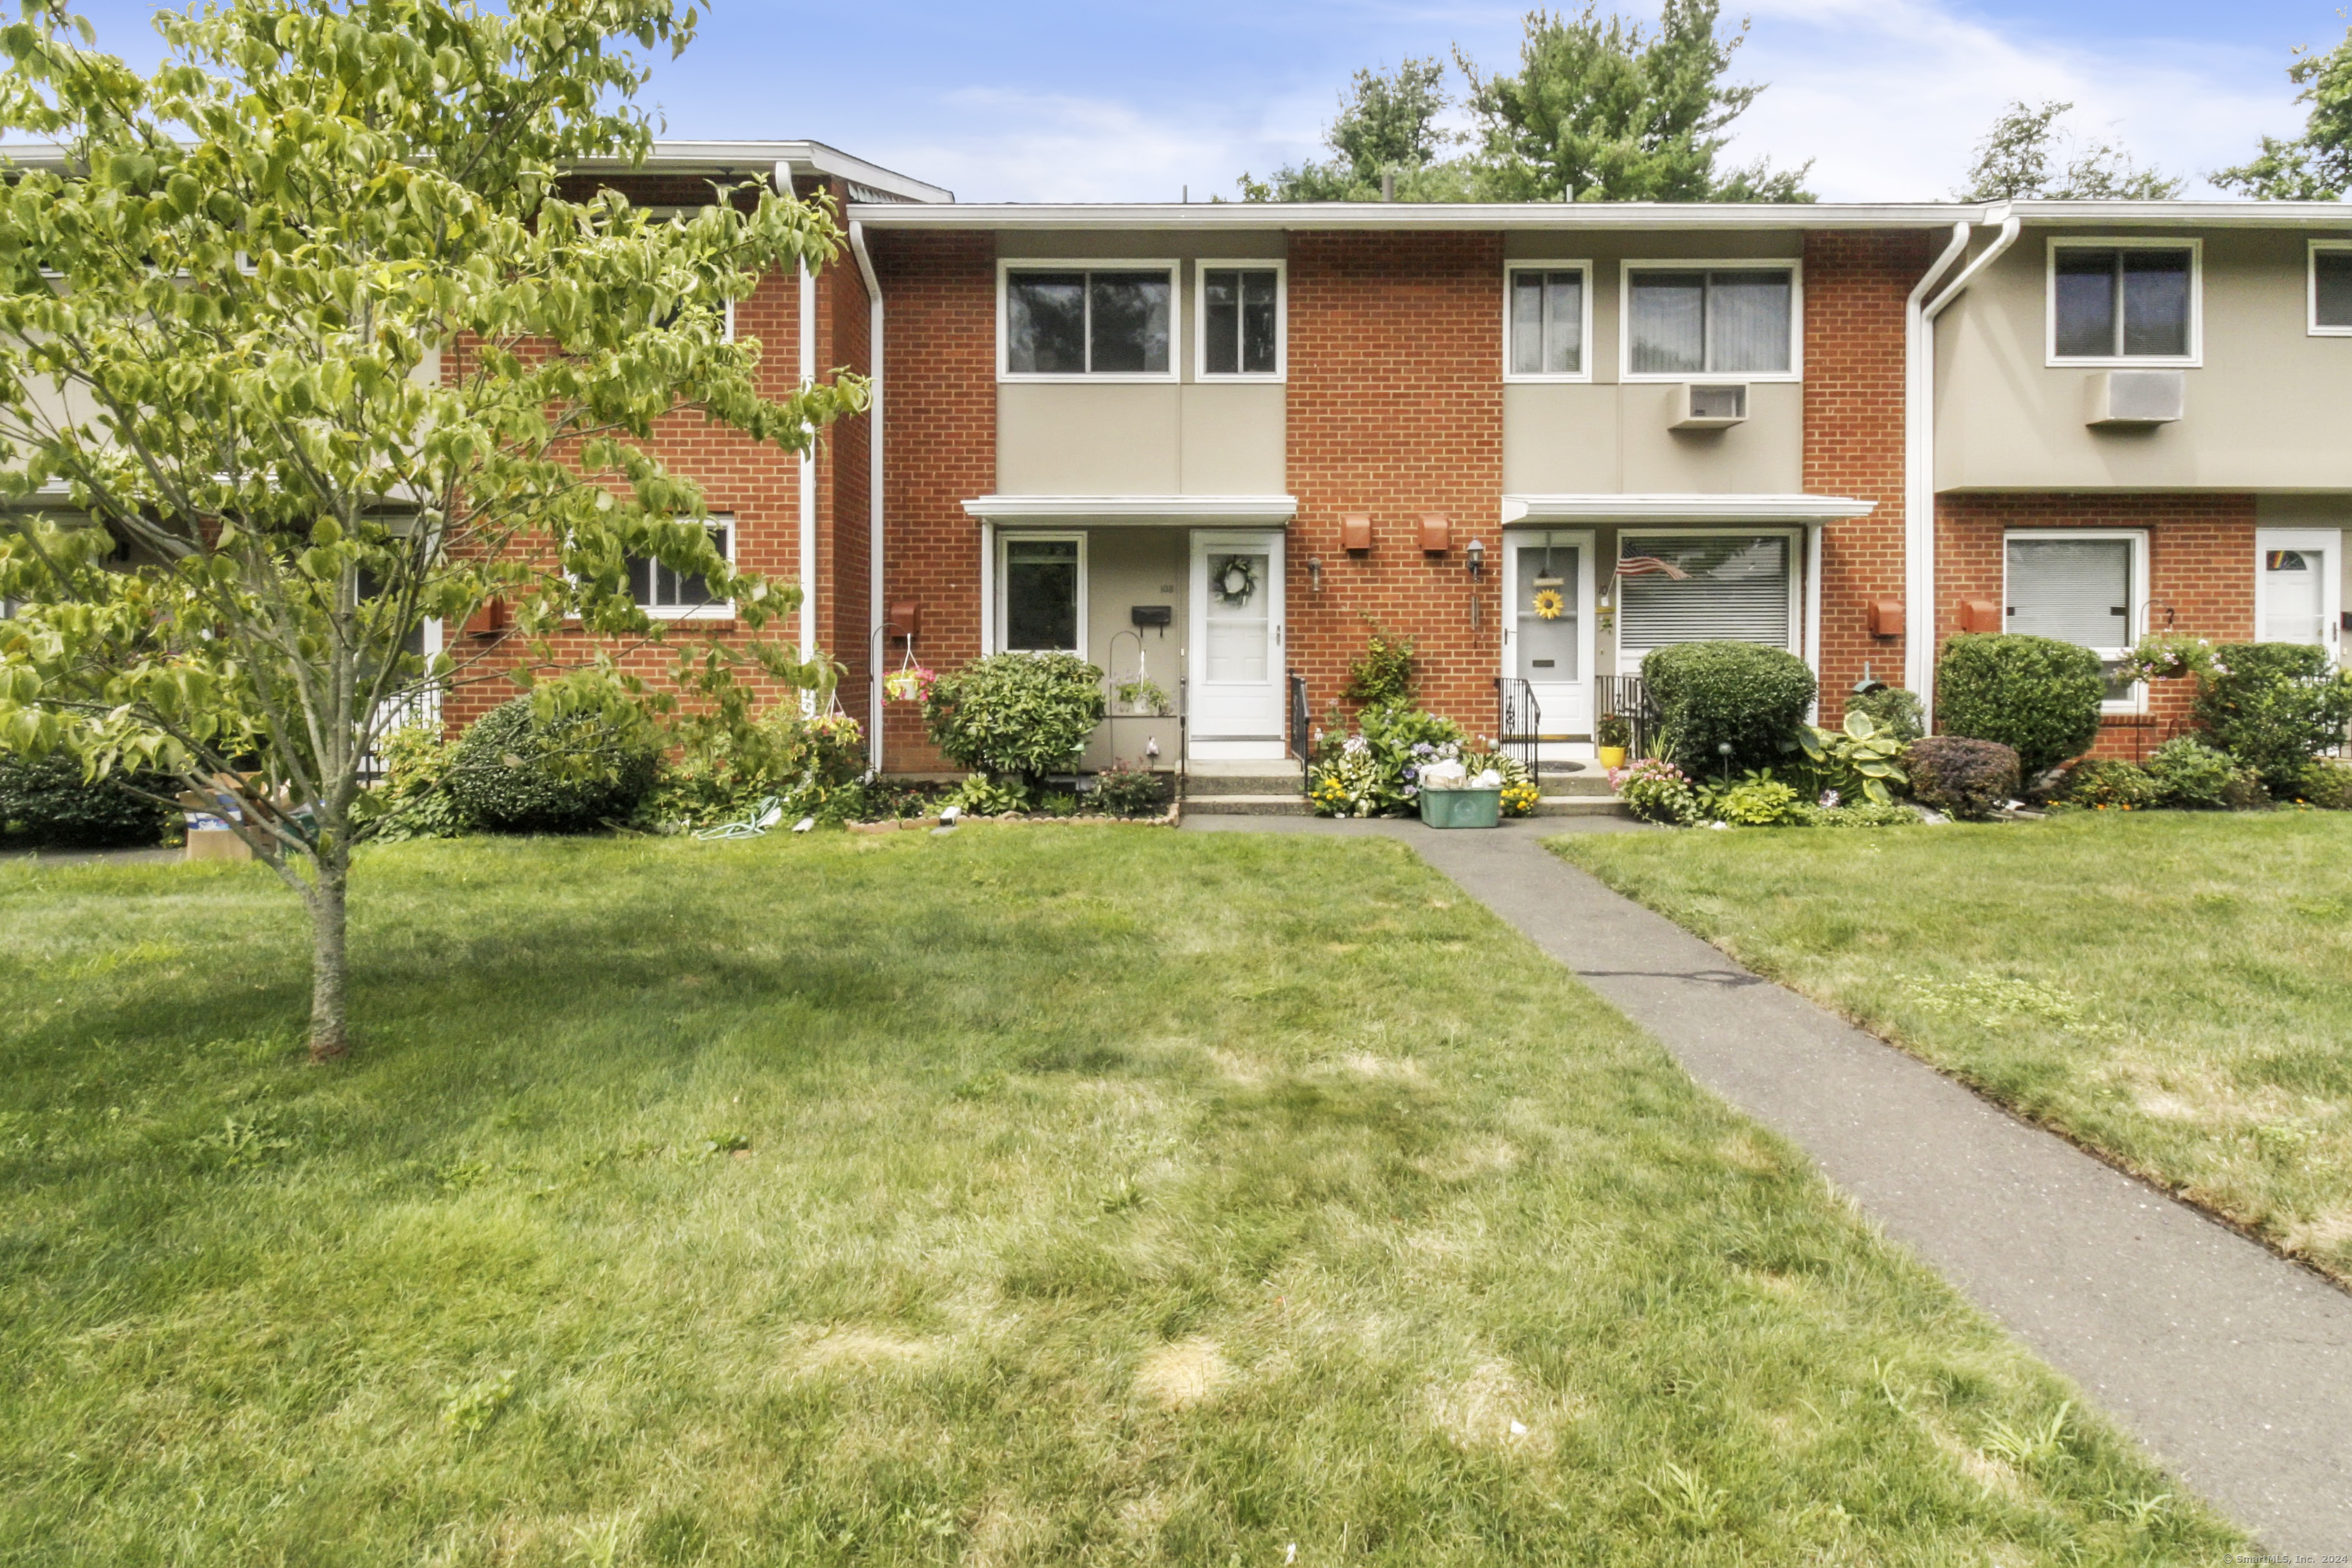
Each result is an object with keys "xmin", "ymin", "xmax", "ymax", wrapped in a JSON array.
[{"xmin": 308, "ymin": 851, "xmax": 351, "ymax": 1061}]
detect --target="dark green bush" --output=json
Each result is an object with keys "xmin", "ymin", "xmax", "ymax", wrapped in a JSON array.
[
  {"xmin": 2062, "ymin": 758, "xmax": 2158, "ymax": 811},
  {"xmin": 923, "ymin": 653, "xmax": 1105, "ymax": 785},
  {"xmin": 1089, "ymin": 760, "xmax": 1168, "ymax": 818},
  {"xmin": 1844, "ymin": 685, "xmax": 1924, "ymax": 743},
  {"xmin": 2295, "ymin": 759, "xmax": 2352, "ymax": 810},
  {"xmin": 1642, "ymin": 642, "xmax": 1816, "ymax": 776},
  {"xmin": 1344, "ymin": 625, "xmax": 1418, "ymax": 706},
  {"xmin": 1935, "ymin": 634, "xmax": 2105, "ymax": 776},
  {"xmin": 2193, "ymin": 643, "xmax": 2352, "ymax": 793},
  {"xmin": 1903, "ymin": 736, "xmax": 2019, "ymax": 821},
  {"xmin": 2145, "ymin": 737, "xmax": 2259, "ymax": 811},
  {"xmin": 447, "ymin": 697, "xmax": 661, "ymax": 835},
  {"xmin": 0, "ymin": 751, "xmax": 175, "ymax": 848}
]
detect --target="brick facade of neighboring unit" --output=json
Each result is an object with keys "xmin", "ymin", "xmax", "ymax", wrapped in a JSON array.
[
  {"xmin": 1803, "ymin": 230, "xmax": 1929, "ymax": 727},
  {"xmin": 1936, "ymin": 492, "xmax": 2261, "ymax": 760},
  {"xmin": 1285, "ymin": 231, "xmax": 1507, "ymax": 735}
]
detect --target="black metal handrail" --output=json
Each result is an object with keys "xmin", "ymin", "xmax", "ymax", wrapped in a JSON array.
[
  {"xmin": 1288, "ymin": 670, "xmax": 1311, "ymax": 792},
  {"xmin": 1596, "ymin": 675, "xmax": 1658, "ymax": 761},
  {"xmin": 1493, "ymin": 677, "xmax": 1540, "ymax": 779}
]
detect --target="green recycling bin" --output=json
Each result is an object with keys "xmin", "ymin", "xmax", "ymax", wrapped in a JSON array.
[{"xmin": 1418, "ymin": 786, "xmax": 1501, "ymax": 829}]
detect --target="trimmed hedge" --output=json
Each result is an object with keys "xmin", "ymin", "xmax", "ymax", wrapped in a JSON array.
[
  {"xmin": 447, "ymin": 697, "xmax": 660, "ymax": 835},
  {"xmin": 2193, "ymin": 642, "xmax": 2352, "ymax": 792},
  {"xmin": 2063, "ymin": 758, "xmax": 2158, "ymax": 811},
  {"xmin": 923, "ymin": 652, "xmax": 1105, "ymax": 784},
  {"xmin": 2145, "ymin": 737, "xmax": 2262, "ymax": 811},
  {"xmin": 1903, "ymin": 736, "xmax": 2019, "ymax": 821},
  {"xmin": 1642, "ymin": 642, "xmax": 1816, "ymax": 776},
  {"xmin": 1935, "ymin": 634, "xmax": 2105, "ymax": 776},
  {"xmin": 0, "ymin": 752, "xmax": 176, "ymax": 848}
]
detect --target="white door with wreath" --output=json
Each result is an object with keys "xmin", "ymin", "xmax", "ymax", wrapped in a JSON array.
[{"xmin": 1188, "ymin": 529, "xmax": 1287, "ymax": 760}]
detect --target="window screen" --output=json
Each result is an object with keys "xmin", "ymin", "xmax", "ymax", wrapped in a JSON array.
[
  {"xmin": 1004, "ymin": 537, "xmax": 1080, "ymax": 652},
  {"xmin": 1006, "ymin": 269, "xmax": 1171, "ymax": 374},
  {"xmin": 1628, "ymin": 269, "xmax": 1792, "ymax": 375},
  {"xmin": 627, "ymin": 519, "xmax": 731, "ymax": 612},
  {"xmin": 1508, "ymin": 270, "xmax": 1585, "ymax": 375},
  {"xmin": 1617, "ymin": 534, "xmax": 1792, "ymax": 652},
  {"xmin": 1204, "ymin": 268, "xmax": 1279, "ymax": 374},
  {"xmin": 2315, "ymin": 249, "xmax": 2352, "ymax": 329},
  {"xmin": 2053, "ymin": 247, "xmax": 2193, "ymax": 358},
  {"xmin": 2006, "ymin": 537, "xmax": 2133, "ymax": 650}
]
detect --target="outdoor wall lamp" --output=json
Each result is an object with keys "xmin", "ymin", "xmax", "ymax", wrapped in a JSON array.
[
  {"xmin": 1308, "ymin": 555, "xmax": 1324, "ymax": 593},
  {"xmin": 1465, "ymin": 538, "xmax": 1485, "ymax": 580}
]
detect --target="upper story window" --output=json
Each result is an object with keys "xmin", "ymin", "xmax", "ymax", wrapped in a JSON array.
[
  {"xmin": 1623, "ymin": 263, "xmax": 1799, "ymax": 381},
  {"xmin": 628, "ymin": 514, "xmax": 733, "ymax": 620},
  {"xmin": 2048, "ymin": 241, "xmax": 2198, "ymax": 364},
  {"xmin": 1505, "ymin": 263, "xmax": 1589, "ymax": 381},
  {"xmin": 1001, "ymin": 263, "xmax": 1177, "ymax": 381},
  {"xmin": 2310, "ymin": 241, "xmax": 2352, "ymax": 335},
  {"xmin": 1198, "ymin": 263, "xmax": 1283, "ymax": 378}
]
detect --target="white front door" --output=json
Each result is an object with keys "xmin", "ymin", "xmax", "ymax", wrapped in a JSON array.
[
  {"xmin": 1189, "ymin": 529, "xmax": 1286, "ymax": 760},
  {"xmin": 2256, "ymin": 528, "xmax": 2342, "ymax": 663},
  {"xmin": 1501, "ymin": 529, "xmax": 1596, "ymax": 756}
]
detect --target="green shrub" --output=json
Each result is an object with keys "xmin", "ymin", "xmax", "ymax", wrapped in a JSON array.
[
  {"xmin": 0, "ymin": 750, "xmax": 175, "ymax": 848},
  {"xmin": 2293, "ymin": 759, "xmax": 2352, "ymax": 810},
  {"xmin": 2193, "ymin": 643, "xmax": 2352, "ymax": 792},
  {"xmin": 1804, "ymin": 801, "xmax": 1919, "ymax": 828},
  {"xmin": 1935, "ymin": 634, "xmax": 2105, "ymax": 776},
  {"xmin": 923, "ymin": 653, "xmax": 1104, "ymax": 786},
  {"xmin": 1791, "ymin": 709, "xmax": 1909, "ymax": 806},
  {"xmin": 1844, "ymin": 685, "xmax": 1924, "ymax": 743},
  {"xmin": 639, "ymin": 709, "xmax": 863, "ymax": 831},
  {"xmin": 1700, "ymin": 772, "xmax": 1808, "ymax": 826},
  {"xmin": 361, "ymin": 724, "xmax": 470, "ymax": 841},
  {"xmin": 1344, "ymin": 626, "xmax": 1417, "ymax": 706},
  {"xmin": 447, "ymin": 697, "xmax": 662, "ymax": 835},
  {"xmin": 1903, "ymin": 736, "xmax": 2020, "ymax": 821},
  {"xmin": 1308, "ymin": 703, "xmax": 1467, "ymax": 818},
  {"xmin": 1613, "ymin": 757, "xmax": 1700, "ymax": 825},
  {"xmin": 946, "ymin": 774, "xmax": 1032, "ymax": 817},
  {"xmin": 1089, "ymin": 760, "xmax": 1168, "ymax": 818},
  {"xmin": 1642, "ymin": 642, "xmax": 1817, "ymax": 776},
  {"xmin": 2062, "ymin": 758, "xmax": 2158, "ymax": 812},
  {"xmin": 2145, "ymin": 737, "xmax": 2259, "ymax": 811}
]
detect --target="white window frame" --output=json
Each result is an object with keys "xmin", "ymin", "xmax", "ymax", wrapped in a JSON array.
[
  {"xmin": 1618, "ymin": 260, "xmax": 1804, "ymax": 384},
  {"xmin": 2045, "ymin": 237, "xmax": 2202, "ymax": 368},
  {"xmin": 2003, "ymin": 528, "xmax": 2149, "ymax": 714},
  {"xmin": 2308, "ymin": 240, "xmax": 2352, "ymax": 337},
  {"xmin": 634, "ymin": 513, "xmax": 736, "ymax": 622},
  {"xmin": 998, "ymin": 260, "xmax": 1181, "ymax": 384},
  {"xmin": 1502, "ymin": 260, "xmax": 1595, "ymax": 384},
  {"xmin": 1614, "ymin": 527, "xmax": 1805, "ymax": 662},
  {"xmin": 1194, "ymin": 259, "xmax": 1286, "ymax": 381},
  {"xmin": 994, "ymin": 530, "xmax": 1088, "ymax": 655}
]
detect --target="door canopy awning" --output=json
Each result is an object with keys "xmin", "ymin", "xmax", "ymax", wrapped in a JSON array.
[
  {"xmin": 1502, "ymin": 494, "xmax": 1877, "ymax": 525},
  {"xmin": 962, "ymin": 495, "xmax": 1297, "ymax": 526}
]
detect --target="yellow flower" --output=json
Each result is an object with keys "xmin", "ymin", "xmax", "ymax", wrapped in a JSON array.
[{"xmin": 1532, "ymin": 588, "xmax": 1566, "ymax": 621}]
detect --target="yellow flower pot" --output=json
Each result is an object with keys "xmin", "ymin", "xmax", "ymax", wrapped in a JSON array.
[{"xmin": 1597, "ymin": 746, "xmax": 1627, "ymax": 769}]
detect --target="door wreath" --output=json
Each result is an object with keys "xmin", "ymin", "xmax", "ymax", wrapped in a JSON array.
[{"xmin": 1211, "ymin": 554, "xmax": 1259, "ymax": 606}]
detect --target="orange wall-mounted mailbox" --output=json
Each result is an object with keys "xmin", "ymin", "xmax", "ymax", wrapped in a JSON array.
[
  {"xmin": 888, "ymin": 599, "xmax": 921, "ymax": 639},
  {"xmin": 1341, "ymin": 514, "xmax": 1373, "ymax": 552},
  {"xmin": 1958, "ymin": 599, "xmax": 2003, "ymax": 633},
  {"xmin": 462, "ymin": 597, "xmax": 508, "ymax": 636},
  {"xmin": 1419, "ymin": 514, "xmax": 1452, "ymax": 552},
  {"xmin": 1867, "ymin": 598, "xmax": 1905, "ymax": 638}
]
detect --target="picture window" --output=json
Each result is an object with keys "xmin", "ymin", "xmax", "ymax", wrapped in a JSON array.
[
  {"xmin": 2050, "ymin": 244, "xmax": 2196, "ymax": 361},
  {"xmin": 1626, "ymin": 266, "xmax": 1794, "ymax": 377},
  {"xmin": 1005, "ymin": 268, "xmax": 1173, "ymax": 376}
]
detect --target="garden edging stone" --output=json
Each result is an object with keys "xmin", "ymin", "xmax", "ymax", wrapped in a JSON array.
[{"xmin": 1185, "ymin": 813, "xmax": 2352, "ymax": 1553}]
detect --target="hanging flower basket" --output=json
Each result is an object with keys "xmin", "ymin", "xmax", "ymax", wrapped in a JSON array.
[{"xmin": 884, "ymin": 664, "xmax": 936, "ymax": 703}]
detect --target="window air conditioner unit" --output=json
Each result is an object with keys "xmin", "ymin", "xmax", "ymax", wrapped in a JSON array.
[
  {"xmin": 1669, "ymin": 382, "xmax": 1748, "ymax": 430},
  {"xmin": 2085, "ymin": 369, "xmax": 2184, "ymax": 427}
]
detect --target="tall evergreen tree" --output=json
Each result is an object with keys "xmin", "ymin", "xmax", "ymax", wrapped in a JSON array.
[
  {"xmin": 1239, "ymin": 57, "xmax": 1473, "ymax": 201},
  {"xmin": 1955, "ymin": 100, "xmax": 2183, "ymax": 201},
  {"xmin": 2215, "ymin": 24, "xmax": 2352, "ymax": 199}
]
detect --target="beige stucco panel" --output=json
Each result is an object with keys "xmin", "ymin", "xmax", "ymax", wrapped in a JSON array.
[
  {"xmin": 999, "ymin": 382, "xmax": 1284, "ymax": 497},
  {"xmin": 1076, "ymin": 526, "xmax": 1187, "ymax": 771},
  {"xmin": 1504, "ymin": 381, "xmax": 1801, "ymax": 495},
  {"xmin": 1935, "ymin": 228, "xmax": 2352, "ymax": 491}
]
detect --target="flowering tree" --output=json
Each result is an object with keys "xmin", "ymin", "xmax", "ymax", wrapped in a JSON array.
[{"xmin": 0, "ymin": 0, "xmax": 863, "ymax": 1057}]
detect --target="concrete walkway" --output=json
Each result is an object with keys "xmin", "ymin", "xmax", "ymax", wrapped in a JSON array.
[{"xmin": 1187, "ymin": 814, "xmax": 2352, "ymax": 1551}]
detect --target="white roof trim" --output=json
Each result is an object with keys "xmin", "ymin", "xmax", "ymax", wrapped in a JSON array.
[
  {"xmin": 1503, "ymin": 494, "xmax": 1877, "ymax": 524},
  {"xmin": 962, "ymin": 494, "xmax": 1297, "ymax": 524}
]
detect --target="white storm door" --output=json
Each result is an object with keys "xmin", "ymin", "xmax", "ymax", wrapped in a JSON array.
[
  {"xmin": 2256, "ymin": 528, "xmax": 2342, "ymax": 664},
  {"xmin": 1189, "ymin": 529, "xmax": 1286, "ymax": 758},
  {"xmin": 1502, "ymin": 530, "xmax": 1596, "ymax": 750}
]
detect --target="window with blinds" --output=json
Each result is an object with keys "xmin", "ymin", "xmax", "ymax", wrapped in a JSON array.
[
  {"xmin": 1626, "ymin": 268, "xmax": 1794, "ymax": 376},
  {"xmin": 1617, "ymin": 534, "xmax": 1793, "ymax": 654},
  {"xmin": 2004, "ymin": 536, "xmax": 2135, "ymax": 652}
]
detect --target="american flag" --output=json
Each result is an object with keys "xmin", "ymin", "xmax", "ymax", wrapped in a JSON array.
[{"xmin": 1615, "ymin": 555, "xmax": 1690, "ymax": 580}]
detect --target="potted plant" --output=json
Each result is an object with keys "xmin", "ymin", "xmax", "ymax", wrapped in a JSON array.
[
  {"xmin": 1415, "ymin": 755, "xmax": 1504, "ymax": 829},
  {"xmin": 1595, "ymin": 712, "xmax": 1631, "ymax": 769},
  {"xmin": 1113, "ymin": 677, "xmax": 1170, "ymax": 717}
]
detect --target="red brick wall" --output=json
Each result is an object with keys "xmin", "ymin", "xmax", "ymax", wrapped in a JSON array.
[
  {"xmin": 1804, "ymin": 230, "xmax": 1929, "ymax": 726},
  {"xmin": 1936, "ymin": 492, "xmax": 2259, "ymax": 759},
  {"xmin": 874, "ymin": 229, "xmax": 995, "ymax": 771},
  {"xmin": 1285, "ymin": 231, "xmax": 1504, "ymax": 737}
]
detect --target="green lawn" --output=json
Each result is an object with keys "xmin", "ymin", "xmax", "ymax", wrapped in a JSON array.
[
  {"xmin": 0, "ymin": 828, "xmax": 2236, "ymax": 1564},
  {"xmin": 1553, "ymin": 812, "xmax": 2352, "ymax": 1285}
]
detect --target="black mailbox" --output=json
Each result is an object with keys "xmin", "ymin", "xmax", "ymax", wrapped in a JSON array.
[{"xmin": 1131, "ymin": 604, "xmax": 1174, "ymax": 629}]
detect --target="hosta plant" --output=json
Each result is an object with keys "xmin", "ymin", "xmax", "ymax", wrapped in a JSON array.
[{"xmin": 1792, "ymin": 709, "xmax": 1909, "ymax": 805}]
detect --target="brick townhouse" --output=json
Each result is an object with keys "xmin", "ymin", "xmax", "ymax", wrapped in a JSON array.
[{"xmin": 456, "ymin": 141, "xmax": 2352, "ymax": 779}]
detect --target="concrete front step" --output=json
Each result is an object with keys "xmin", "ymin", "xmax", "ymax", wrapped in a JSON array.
[{"xmin": 1184, "ymin": 772, "xmax": 1309, "ymax": 798}]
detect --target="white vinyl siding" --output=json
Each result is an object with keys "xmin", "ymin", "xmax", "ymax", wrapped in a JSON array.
[{"xmin": 1616, "ymin": 532, "xmax": 1798, "ymax": 657}]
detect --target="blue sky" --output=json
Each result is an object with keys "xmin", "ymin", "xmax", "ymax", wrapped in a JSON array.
[{"xmin": 46, "ymin": 1, "xmax": 2351, "ymax": 201}]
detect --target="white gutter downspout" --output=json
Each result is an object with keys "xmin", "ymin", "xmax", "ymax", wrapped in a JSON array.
[
  {"xmin": 846, "ymin": 218, "xmax": 886, "ymax": 776},
  {"xmin": 1905, "ymin": 207, "xmax": 2020, "ymax": 724},
  {"xmin": 797, "ymin": 251, "xmax": 818, "ymax": 714}
]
